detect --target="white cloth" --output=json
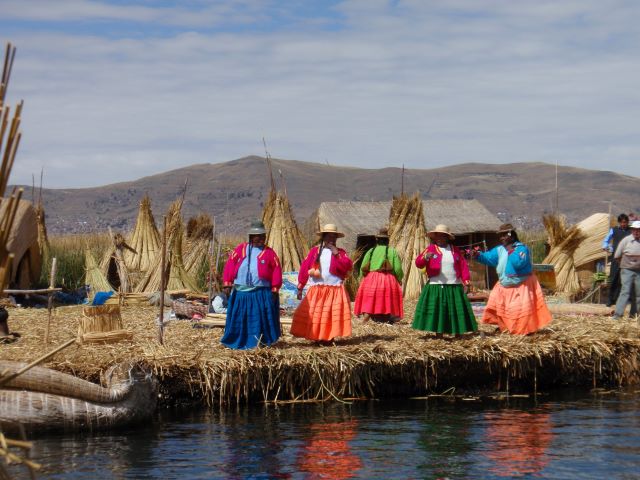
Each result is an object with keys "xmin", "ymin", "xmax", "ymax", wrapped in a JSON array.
[
  {"xmin": 211, "ymin": 295, "xmax": 227, "ymax": 314},
  {"xmin": 308, "ymin": 248, "xmax": 343, "ymax": 286},
  {"xmin": 429, "ymin": 246, "xmax": 460, "ymax": 285}
]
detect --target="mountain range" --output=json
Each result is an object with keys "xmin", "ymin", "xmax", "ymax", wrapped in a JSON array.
[{"xmin": 19, "ymin": 156, "xmax": 640, "ymax": 235}]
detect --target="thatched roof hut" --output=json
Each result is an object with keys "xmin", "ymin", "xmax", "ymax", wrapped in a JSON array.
[
  {"xmin": 306, "ymin": 199, "xmax": 502, "ymax": 253},
  {"xmin": 0, "ymin": 199, "xmax": 41, "ymax": 289}
]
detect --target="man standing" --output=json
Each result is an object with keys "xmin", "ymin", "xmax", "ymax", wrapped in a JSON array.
[
  {"xmin": 602, "ymin": 214, "xmax": 630, "ymax": 307},
  {"xmin": 612, "ymin": 220, "xmax": 640, "ymax": 319}
]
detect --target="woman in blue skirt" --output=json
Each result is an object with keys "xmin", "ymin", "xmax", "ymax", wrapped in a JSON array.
[{"xmin": 220, "ymin": 220, "xmax": 282, "ymax": 349}]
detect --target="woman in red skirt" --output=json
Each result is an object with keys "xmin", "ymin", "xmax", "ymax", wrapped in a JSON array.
[
  {"xmin": 291, "ymin": 224, "xmax": 353, "ymax": 342},
  {"xmin": 354, "ymin": 227, "xmax": 404, "ymax": 323}
]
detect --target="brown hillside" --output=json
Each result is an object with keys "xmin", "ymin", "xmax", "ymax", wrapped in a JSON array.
[{"xmin": 19, "ymin": 156, "xmax": 640, "ymax": 234}]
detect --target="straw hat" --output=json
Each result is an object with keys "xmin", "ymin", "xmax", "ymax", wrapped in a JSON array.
[
  {"xmin": 375, "ymin": 227, "xmax": 390, "ymax": 239},
  {"xmin": 317, "ymin": 223, "xmax": 345, "ymax": 238},
  {"xmin": 630, "ymin": 220, "xmax": 640, "ymax": 229},
  {"xmin": 496, "ymin": 223, "xmax": 516, "ymax": 234},
  {"xmin": 247, "ymin": 220, "xmax": 266, "ymax": 236},
  {"xmin": 427, "ymin": 224, "xmax": 454, "ymax": 240}
]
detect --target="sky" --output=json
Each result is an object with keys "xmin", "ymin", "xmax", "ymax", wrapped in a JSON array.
[{"xmin": 2, "ymin": 0, "xmax": 639, "ymax": 188}]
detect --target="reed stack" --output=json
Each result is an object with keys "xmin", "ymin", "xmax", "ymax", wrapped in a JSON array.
[
  {"xmin": 123, "ymin": 194, "xmax": 160, "ymax": 274},
  {"xmin": 389, "ymin": 193, "xmax": 427, "ymax": 300},
  {"xmin": 135, "ymin": 198, "xmax": 199, "ymax": 293},
  {"xmin": 263, "ymin": 189, "xmax": 307, "ymax": 272}
]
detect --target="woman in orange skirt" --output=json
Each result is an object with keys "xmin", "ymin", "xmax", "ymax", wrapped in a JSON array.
[
  {"xmin": 471, "ymin": 223, "xmax": 552, "ymax": 335},
  {"xmin": 291, "ymin": 224, "xmax": 353, "ymax": 342}
]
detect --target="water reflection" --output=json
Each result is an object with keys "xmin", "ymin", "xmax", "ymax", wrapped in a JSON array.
[
  {"xmin": 482, "ymin": 410, "xmax": 554, "ymax": 477},
  {"xmin": 296, "ymin": 420, "xmax": 362, "ymax": 479},
  {"xmin": 415, "ymin": 408, "xmax": 474, "ymax": 479},
  {"xmin": 216, "ymin": 406, "xmax": 292, "ymax": 479}
]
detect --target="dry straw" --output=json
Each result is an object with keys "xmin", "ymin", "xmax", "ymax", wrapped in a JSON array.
[
  {"xmin": 543, "ymin": 213, "xmax": 586, "ymax": 296},
  {"xmin": 124, "ymin": 194, "xmax": 160, "ymax": 274},
  {"xmin": 135, "ymin": 198, "xmax": 200, "ymax": 293},
  {"xmin": 84, "ymin": 248, "xmax": 113, "ymax": 297},
  {"xmin": 2, "ymin": 302, "xmax": 640, "ymax": 406},
  {"xmin": 389, "ymin": 193, "xmax": 427, "ymax": 300},
  {"xmin": 183, "ymin": 213, "xmax": 213, "ymax": 276},
  {"xmin": 100, "ymin": 230, "xmax": 133, "ymax": 293},
  {"xmin": 263, "ymin": 190, "xmax": 307, "ymax": 272}
]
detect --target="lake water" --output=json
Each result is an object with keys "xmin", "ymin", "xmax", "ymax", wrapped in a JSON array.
[{"xmin": 15, "ymin": 390, "xmax": 640, "ymax": 479}]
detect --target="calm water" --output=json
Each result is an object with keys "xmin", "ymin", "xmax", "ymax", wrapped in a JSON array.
[{"xmin": 14, "ymin": 391, "xmax": 640, "ymax": 479}]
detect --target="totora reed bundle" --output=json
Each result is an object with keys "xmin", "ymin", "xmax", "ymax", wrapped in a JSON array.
[
  {"xmin": 263, "ymin": 190, "xmax": 307, "ymax": 272},
  {"xmin": 184, "ymin": 213, "xmax": 213, "ymax": 275},
  {"xmin": 134, "ymin": 198, "xmax": 200, "ymax": 293},
  {"xmin": 84, "ymin": 248, "xmax": 113, "ymax": 298},
  {"xmin": 542, "ymin": 213, "xmax": 586, "ymax": 296},
  {"xmin": 124, "ymin": 195, "xmax": 160, "ymax": 273},
  {"xmin": 389, "ymin": 193, "xmax": 427, "ymax": 301}
]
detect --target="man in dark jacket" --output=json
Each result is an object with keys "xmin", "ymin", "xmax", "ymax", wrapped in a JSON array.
[{"xmin": 602, "ymin": 214, "xmax": 631, "ymax": 307}]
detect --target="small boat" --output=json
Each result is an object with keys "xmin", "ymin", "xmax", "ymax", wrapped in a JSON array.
[{"xmin": 0, "ymin": 361, "xmax": 158, "ymax": 431}]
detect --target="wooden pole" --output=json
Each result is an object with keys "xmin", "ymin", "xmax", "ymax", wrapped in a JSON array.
[
  {"xmin": 0, "ymin": 337, "xmax": 76, "ymax": 387},
  {"xmin": 44, "ymin": 257, "xmax": 57, "ymax": 344},
  {"xmin": 158, "ymin": 216, "xmax": 167, "ymax": 345}
]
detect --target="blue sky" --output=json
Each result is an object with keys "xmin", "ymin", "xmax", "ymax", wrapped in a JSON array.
[{"xmin": 2, "ymin": 0, "xmax": 639, "ymax": 187}]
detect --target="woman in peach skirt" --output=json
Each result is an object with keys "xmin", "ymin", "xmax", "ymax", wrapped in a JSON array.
[
  {"xmin": 471, "ymin": 223, "xmax": 552, "ymax": 334},
  {"xmin": 291, "ymin": 224, "xmax": 353, "ymax": 342}
]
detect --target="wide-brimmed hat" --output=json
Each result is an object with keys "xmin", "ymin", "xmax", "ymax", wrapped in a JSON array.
[
  {"xmin": 316, "ymin": 223, "xmax": 345, "ymax": 238},
  {"xmin": 375, "ymin": 227, "xmax": 390, "ymax": 239},
  {"xmin": 427, "ymin": 224, "xmax": 454, "ymax": 240},
  {"xmin": 630, "ymin": 220, "xmax": 640, "ymax": 229},
  {"xmin": 247, "ymin": 220, "xmax": 266, "ymax": 236},
  {"xmin": 496, "ymin": 223, "xmax": 516, "ymax": 234}
]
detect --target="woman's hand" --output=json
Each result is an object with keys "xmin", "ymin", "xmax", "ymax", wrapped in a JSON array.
[
  {"xmin": 329, "ymin": 245, "xmax": 339, "ymax": 256},
  {"xmin": 424, "ymin": 252, "xmax": 434, "ymax": 260},
  {"xmin": 297, "ymin": 288, "xmax": 303, "ymax": 300}
]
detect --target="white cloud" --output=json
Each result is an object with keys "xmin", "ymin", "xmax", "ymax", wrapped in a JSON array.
[{"xmin": 3, "ymin": 0, "xmax": 640, "ymax": 187}]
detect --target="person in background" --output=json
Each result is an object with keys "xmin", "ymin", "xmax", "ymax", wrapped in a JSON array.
[
  {"xmin": 220, "ymin": 220, "xmax": 282, "ymax": 349},
  {"xmin": 471, "ymin": 223, "xmax": 552, "ymax": 335},
  {"xmin": 412, "ymin": 224, "xmax": 477, "ymax": 337},
  {"xmin": 354, "ymin": 227, "xmax": 404, "ymax": 323},
  {"xmin": 210, "ymin": 291, "xmax": 228, "ymax": 314},
  {"xmin": 602, "ymin": 213, "xmax": 631, "ymax": 307},
  {"xmin": 291, "ymin": 224, "xmax": 353, "ymax": 343},
  {"xmin": 612, "ymin": 220, "xmax": 640, "ymax": 320}
]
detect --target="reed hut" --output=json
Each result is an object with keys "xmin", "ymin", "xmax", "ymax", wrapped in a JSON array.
[
  {"xmin": 99, "ymin": 231, "xmax": 133, "ymax": 293},
  {"xmin": 0, "ymin": 199, "xmax": 41, "ymax": 289},
  {"xmin": 306, "ymin": 199, "xmax": 502, "ymax": 289},
  {"xmin": 123, "ymin": 195, "xmax": 161, "ymax": 274},
  {"xmin": 262, "ymin": 190, "xmax": 307, "ymax": 272}
]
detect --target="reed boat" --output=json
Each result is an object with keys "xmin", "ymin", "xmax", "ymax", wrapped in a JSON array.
[{"xmin": 0, "ymin": 361, "xmax": 158, "ymax": 431}]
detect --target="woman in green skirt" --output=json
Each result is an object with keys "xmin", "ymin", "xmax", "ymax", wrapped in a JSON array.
[{"xmin": 413, "ymin": 224, "xmax": 477, "ymax": 337}]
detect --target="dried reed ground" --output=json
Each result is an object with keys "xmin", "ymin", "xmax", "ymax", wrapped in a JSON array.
[{"xmin": 2, "ymin": 301, "xmax": 639, "ymax": 406}]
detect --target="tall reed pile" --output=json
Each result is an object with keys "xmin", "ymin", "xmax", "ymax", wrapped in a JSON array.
[
  {"xmin": 263, "ymin": 190, "xmax": 307, "ymax": 272},
  {"xmin": 389, "ymin": 193, "xmax": 426, "ymax": 300},
  {"xmin": 184, "ymin": 214, "xmax": 214, "ymax": 290},
  {"xmin": 542, "ymin": 213, "xmax": 586, "ymax": 296},
  {"xmin": 123, "ymin": 194, "xmax": 160, "ymax": 273},
  {"xmin": 84, "ymin": 248, "xmax": 113, "ymax": 296},
  {"xmin": 135, "ymin": 198, "xmax": 200, "ymax": 293}
]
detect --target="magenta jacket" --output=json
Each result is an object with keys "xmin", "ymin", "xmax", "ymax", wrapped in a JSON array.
[
  {"xmin": 297, "ymin": 245, "xmax": 353, "ymax": 289},
  {"xmin": 222, "ymin": 242, "xmax": 282, "ymax": 292},
  {"xmin": 415, "ymin": 244, "xmax": 471, "ymax": 284}
]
